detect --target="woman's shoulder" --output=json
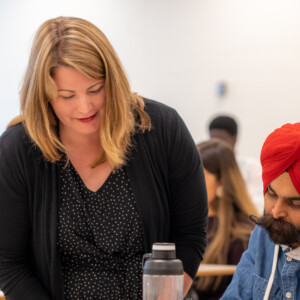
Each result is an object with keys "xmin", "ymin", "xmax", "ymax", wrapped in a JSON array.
[
  {"xmin": 143, "ymin": 98, "xmax": 176, "ymax": 114},
  {"xmin": 0, "ymin": 123, "xmax": 38, "ymax": 160},
  {"xmin": 1, "ymin": 123, "xmax": 29, "ymax": 147},
  {"xmin": 142, "ymin": 98, "xmax": 179, "ymax": 125}
]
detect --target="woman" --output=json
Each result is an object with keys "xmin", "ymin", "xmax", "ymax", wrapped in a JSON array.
[
  {"xmin": 0, "ymin": 17, "xmax": 207, "ymax": 300},
  {"xmin": 194, "ymin": 139, "xmax": 257, "ymax": 300}
]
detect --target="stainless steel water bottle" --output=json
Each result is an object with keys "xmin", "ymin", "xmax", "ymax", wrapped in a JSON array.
[{"xmin": 142, "ymin": 243, "xmax": 184, "ymax": 300}]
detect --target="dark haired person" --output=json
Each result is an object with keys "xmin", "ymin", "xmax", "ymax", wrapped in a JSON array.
[
  {"xmin": 221, "ymin": 123, "xmax": 300, "ymax": 300},
  {"xmin": 208, "ymin": 115, "xmax": 263, "ymax": 214}
]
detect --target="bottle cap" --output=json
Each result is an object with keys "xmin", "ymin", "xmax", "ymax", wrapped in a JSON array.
[
  {"xmin": 142, "ymin": 243, "xmax": 183, "ymax": 275},
  {"xmin": 151, "ymin": 243, "xmax": 176, "ymax": 259}
]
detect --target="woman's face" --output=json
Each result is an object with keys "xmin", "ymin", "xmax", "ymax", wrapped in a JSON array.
[
  {"xmin": 51, "ymin": 66, "xmax": 106, "ymax": 140},
  {"xmin": 203, "ymin": 168, "xmax": 220, "ymax": 206}
]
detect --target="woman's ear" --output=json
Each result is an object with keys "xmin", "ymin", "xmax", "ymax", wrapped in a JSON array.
[{"xmin": 216, "ymin": 185, "xmax": 223, "ymax": 198}]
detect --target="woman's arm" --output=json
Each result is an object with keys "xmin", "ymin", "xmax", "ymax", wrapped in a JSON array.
[
  {"xmin": 0, "ymin": 131, "xmax": 52, "ymax": 300},
  {"xmin": 166, "ymin": 109, "xmax": 208, "ymax": 280},
  {"xmin": 183, "ymin": 272, "xmax": 193, "ymax": 296}
]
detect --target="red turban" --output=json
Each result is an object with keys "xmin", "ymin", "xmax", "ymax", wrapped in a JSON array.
[{"xmin": 260, "ymin": 123, "xmax": 300, "ymax": 195}]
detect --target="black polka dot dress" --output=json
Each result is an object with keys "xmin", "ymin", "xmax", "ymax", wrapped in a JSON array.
[{"xmin": 57, "ymin": 158, "xmax": 145, "ymax": 300}]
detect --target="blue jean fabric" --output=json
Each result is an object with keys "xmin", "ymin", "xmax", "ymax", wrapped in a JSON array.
[{"xmin": 221, "ymin": 226, "xmax": 300, "ymax": 300}]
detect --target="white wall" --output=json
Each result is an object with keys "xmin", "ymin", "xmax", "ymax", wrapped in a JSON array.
[{"xmin": 1, "ymin": 0, "xmax": 300, "ymax": 160}]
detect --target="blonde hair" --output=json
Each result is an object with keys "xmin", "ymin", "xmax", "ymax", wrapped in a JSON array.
[
  {"xmin": 196, "ymin": 139, "xmax": 257, "ymax": 291},
  {"xmin": 10, "ymin": 16, "xmax": 151, "ymax": 168}
]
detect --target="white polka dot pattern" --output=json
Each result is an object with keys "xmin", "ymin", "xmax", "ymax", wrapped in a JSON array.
[{"xmin": 57, "ymin": 158, "xmax": 144, "ymax": 299}]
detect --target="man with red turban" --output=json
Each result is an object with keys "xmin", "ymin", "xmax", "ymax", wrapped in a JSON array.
[{"xmin": 221, "ymin": 123, "xmax": 300, "ymax": 300}]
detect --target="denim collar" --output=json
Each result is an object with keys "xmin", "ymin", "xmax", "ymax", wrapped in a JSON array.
[{"xmin": 281, "ymin": 245, "xmax": 300, "ymax": 261}]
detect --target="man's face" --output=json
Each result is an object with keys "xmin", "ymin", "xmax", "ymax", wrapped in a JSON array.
[
  {"xmin": 209, "ymin": 129, "xmax": 236, "ymax": 149},
  {"xmin": 262, "ymin": 172, "xmax": 300, "ymax": 247}
]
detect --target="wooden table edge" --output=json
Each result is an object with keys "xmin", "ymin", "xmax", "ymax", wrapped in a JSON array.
[{"xmin": 196, "ymin": 264, "xmax": 237, "ymax": 277}]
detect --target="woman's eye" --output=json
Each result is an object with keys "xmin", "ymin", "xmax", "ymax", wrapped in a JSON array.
[
  {"xmin": 89, "ymin": 87, "xmax": 102, "ymax": 94},
  {"xmin": 59, "ymin": 94, "xmax": 74, "ymax": 100},
  {"xmin": 62, "ymin": 95, "xmax": 74, "ymax": 100}
]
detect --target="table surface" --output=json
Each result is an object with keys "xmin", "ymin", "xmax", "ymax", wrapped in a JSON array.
[
  {"xmin": 197, "ymin": 264, "xmax": 237, "ymax": 276},
  {"xmin": 0, "ymin": 266, "xmax": 237, "ymax": 299}
]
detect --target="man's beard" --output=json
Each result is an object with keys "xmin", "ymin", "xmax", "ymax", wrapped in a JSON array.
[{"xmin": 250, "ymin": 214, "xmax": 300, "ymax": 245}]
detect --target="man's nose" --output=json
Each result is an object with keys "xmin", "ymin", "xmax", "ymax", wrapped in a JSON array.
[{"xmin": 272, "ymin": 199, "xmax": 288, "ymax": 219}]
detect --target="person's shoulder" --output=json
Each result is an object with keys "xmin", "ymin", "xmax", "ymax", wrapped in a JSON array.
[
  {"xmin": 1, "ymin": 123, "xmax": 29, "ymax": 146},
  {"xmin": 143, "ymin": 98, "xmax": 185, "ymax": 133},
  {"xmin": 250, "ymin": 226, "xmax": 273, "ymax": 248},
  {"xmin": 0, "ymin": 123, "xmax": 37, "ymax": 159},
  {"xmin": 143, "ymin": 98, "xmax": 175, "ymax": 112},
  {"xmin": 251, "ymin": 224, "xmax": 265, "ymax": 236},
  {"xmin": 237, "ymin": 154, "xmax": 261, "ymax": 169},
  {"xmin": 143, "ymin": 98, "xmax": 177, "ymax": 119}
]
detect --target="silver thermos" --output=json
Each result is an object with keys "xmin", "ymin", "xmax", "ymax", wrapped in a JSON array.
[{"xmin": 142, "ymin": 243, "xmax": 184, "ymax": 300}]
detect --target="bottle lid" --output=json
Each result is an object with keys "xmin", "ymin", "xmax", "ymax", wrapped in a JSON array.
[
  {"xmin": 151, "ymin": 243, "xmax": 176, "ymax": 259},
  {"xmin": 152, "ymin": 243, "xmax": 175, "ymax": 251},
  {"xmin": 143, "ymin": 243, "xmax": 183, "ymax": 275}
]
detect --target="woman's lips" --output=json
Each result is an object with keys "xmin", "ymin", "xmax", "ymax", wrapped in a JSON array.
[{"xmin": 77, "ymin": 113, "xmax": 97, "ymax": 123}]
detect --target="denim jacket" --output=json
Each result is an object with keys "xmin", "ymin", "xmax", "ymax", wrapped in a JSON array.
[{"xmin": 221, "ymin": 226, "xmax": 300, "ymax": 300}]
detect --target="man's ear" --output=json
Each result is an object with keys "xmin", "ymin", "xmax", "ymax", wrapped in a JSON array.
[{"xmin": 231, "ymin": 135, "xmax": 237, "ymax": 148}]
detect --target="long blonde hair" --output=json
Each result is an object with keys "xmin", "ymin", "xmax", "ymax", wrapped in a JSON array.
[
  {"xmin": 196, "ymin": 139, "xmax": 257, "ymax": 291},
  {"xmin": 10, "ymin": 16, "xmax": 151, "ymax": 169}
]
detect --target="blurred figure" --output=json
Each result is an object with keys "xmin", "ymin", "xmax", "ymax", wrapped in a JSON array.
[
  {"xmin": 208, "ymin": 115, "xmax": 264, "ymax": 214},
  {"xmin": 194, "ymin": 139, "xmax": 257, "ymax": 300}
]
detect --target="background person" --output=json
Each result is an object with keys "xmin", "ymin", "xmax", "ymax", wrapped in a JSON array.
[
  {"xmin": 193, "ymin": 139, "xmax": 257, "ymax": 300},
  {"xmin": 208, "ymin": 115, "xmax": 264, "ymax": 214},
  {"xmin": 221, "ymin": 123, "xmax": 300, "ymax": 300},
  {"xmin": 0, "ymin": 16, "xmax": 208, "ymax": 300}
]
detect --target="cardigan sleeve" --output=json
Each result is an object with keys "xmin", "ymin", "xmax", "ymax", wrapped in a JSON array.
[
  {"xmin": 0, "ymin": 131, "xmax": 52, "ymax": 300},
  {"xmin": 165, "ymin": 109, "xmax": 208, "ymax": 279}
]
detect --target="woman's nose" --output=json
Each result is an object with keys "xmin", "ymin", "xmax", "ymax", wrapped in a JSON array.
[
  {"xmin": 77, "ymin": 95, "xmax": 92, "ymax": 113},
  {"xmin": 272, "ymin": 199, "xmax": 288, "ymax": 219}
]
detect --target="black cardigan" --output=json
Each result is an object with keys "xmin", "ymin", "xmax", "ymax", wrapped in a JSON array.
[{"xmin": 0, "ymin": 99, "xmax": 207, "ymax": 300}]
